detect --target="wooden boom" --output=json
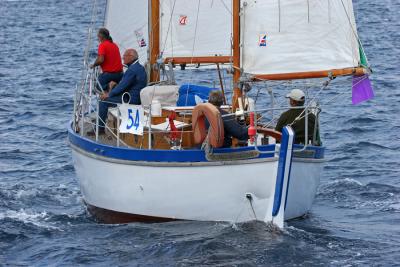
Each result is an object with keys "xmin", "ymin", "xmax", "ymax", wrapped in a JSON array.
[
  {"xmin": 164, "ymin": 56, "xmax": 232, "ymax": 65},
  {"xmin": 251, "ymin": 67, "xmax": 367, "ymax": 81}
]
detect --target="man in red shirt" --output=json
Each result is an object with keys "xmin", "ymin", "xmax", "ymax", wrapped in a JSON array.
[{"xmin": 90, "ymin": 28, "xmax": 123, "ymax": 90}]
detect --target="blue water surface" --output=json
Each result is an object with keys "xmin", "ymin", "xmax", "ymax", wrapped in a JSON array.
[{"xmin": 0, "ymin": 0, "xmax": 399, "ymax": 266}]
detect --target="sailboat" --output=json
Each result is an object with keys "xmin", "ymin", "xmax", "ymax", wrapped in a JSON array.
[{"xmin": 68, "ymin": 0, "xmax": 371, "ymax": 227}]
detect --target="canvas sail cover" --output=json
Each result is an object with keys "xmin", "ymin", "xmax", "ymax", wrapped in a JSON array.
[
  {"xmin": 104, "ymin": 0, "xmax": 148, "ymax": 65},
  {"xmin": 160, "ymin": 0, "xmax": 232, "ymax": 58},
  {"xmin": 241, "ymin": 0, "xmax": 361, "ymax": 75}
]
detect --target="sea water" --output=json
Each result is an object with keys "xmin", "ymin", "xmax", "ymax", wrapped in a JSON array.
[{"xmin": 0, "ymin": 0, "xmax": 399, "ymax": 266}]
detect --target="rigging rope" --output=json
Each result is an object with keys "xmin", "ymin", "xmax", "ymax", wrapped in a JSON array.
[
  {"xmin": 339, "ymin": 0, "xmax": 370, "ymax": 67},
  {"xmin": 177, "ymin": 0, "xmax": 202, "ymax": 148}
]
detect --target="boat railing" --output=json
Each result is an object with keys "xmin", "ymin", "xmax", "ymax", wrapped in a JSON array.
[
  {"xmin": 74, "ymin": 71, "xmax": 191, "ymax": 149},
  {"xmin": 73, "ymin": 67, "xmax": 320, "ymax": 151},
  {"xmin": 222, "ymin": 105, "xmax": 321, "ymax": 153}
]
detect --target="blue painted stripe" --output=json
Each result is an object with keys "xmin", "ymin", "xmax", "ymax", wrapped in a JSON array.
[
  {"xmin": 67, "ymin": 123, "xmax": 275, "ymax": 163},
  {"xmin": 293, "ymin": 144, "xmax": 325, "ymax": 159},
  {"xmin": 284, "ymin": 144, "xmax": 294, "ymax": 211},
  {"xmin": 272, "ymin": 126, "xmax": 294, "ymax": 217}
]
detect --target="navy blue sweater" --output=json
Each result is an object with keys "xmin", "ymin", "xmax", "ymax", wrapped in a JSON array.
[{"xmin": 108, "ymin": 61, "xmax": 147, "ymax": 104}]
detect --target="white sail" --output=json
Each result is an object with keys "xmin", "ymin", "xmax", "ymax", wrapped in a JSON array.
[
  {"xmin": 104, "ymin": 0, "xmax": 148, "ymax": 64},
  {"xmin": 160, "ymin": 0, "xmax": 232, "ymax": 58},
  {"xmin": 241, "ymin": 0, "xmax": 360, "ymax": 76}
]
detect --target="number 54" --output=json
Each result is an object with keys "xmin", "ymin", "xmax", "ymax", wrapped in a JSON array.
[{"xmin": 127, "ymin": 108, "xmax": 140, "ymax": 130}]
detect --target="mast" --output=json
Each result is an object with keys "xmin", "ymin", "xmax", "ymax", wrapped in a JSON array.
[
  {"xmin": 232, "ymin": 0, "xmax": 241, "ymax": 111},
  {"xmin": 149, "ymin": 0, "xmax": 160, "ymax": 83}
]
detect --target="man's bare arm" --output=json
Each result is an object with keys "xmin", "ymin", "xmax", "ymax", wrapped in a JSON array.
[{"xmin": 90, "ymin": 55, "xmax": 104, "ymax": 69}]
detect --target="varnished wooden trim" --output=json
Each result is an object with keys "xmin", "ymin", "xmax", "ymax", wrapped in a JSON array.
[
  {"xmin": 251, "ymin": 67, "xmax": 367, "ymax": 81},
  {"xmin": 149, "ymin": 0, "xmax": 160, "ymax": 82},
  {"xmin": 164, "ymin": 56, "xmax": 232, "ymax": 64},
  {"xmin": 232, "ymin": 0, "xmax": 241, "ymax": 110}
]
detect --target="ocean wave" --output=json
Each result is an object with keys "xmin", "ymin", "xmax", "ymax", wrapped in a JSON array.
[
  {"xmin": 318, "ymin": 179, "xmax": 400, "ymax": 212},
  {"xmin": 357, "ymin": 141, "xmax": 394, "ymax": 150},
  {"xmin": 0, "ymin": 183, "xmax": 80, "ymax": 207},
  {"xmin": 0, "ymin": 0, "xmax": 399, "ymax": 265},
  {"xmin": 345, "ymin": 117, "xmax": 381, "ymax": 124},
  {"xmin": 335, "ymin": 141, "xmax": 394, "ymax": 153},
  {"xmin": 383, "ymin": 203, "xmax": 400, "ymax": 213},
  {"xmin": 322, "ymin": 177, "xmax": 364, "ymax": 188},
  {"xmin": 328, "ymin": 156, "xmax": 352, "ymax": 162},
  {"xmin": 14, "ymin": 111, "xmax": 36, "ymax": 119},
  {"xmin": 0, "ymin": 117, "xmax": 15, "ymax": 124},
  {"xmin": 42, "ymin": 131, "xmax": 67, "ymax": 141},
  {"xmin": 0, "ymin": 209, "xmax": 61, "ymax": 231}
]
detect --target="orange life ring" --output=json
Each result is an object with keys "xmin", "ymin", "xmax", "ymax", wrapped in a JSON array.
[{"xmin": 192, "ymin": 103, "xmax": 225, "ymax": 148}]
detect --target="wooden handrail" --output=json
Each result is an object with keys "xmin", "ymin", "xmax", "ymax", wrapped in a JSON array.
[{"xmin": 257, "ymin": 127, "xmax": 282, "ymax": 142}]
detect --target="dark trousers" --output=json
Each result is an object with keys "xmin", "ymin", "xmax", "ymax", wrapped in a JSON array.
[
  {"xmin": 99, "ymin": 95, "xmax": 124, "ymax": 128},
  {"xmin": 98, "ymin": 72, "xmax": 123, "ymax": 91}
]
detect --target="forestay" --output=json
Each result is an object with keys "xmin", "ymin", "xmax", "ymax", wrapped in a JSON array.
[
  {"xmin": 160, "ymin": 0, "xmax": 232, "ymax": 58},
  {"xmin": 104, "ymin": 0, "xmax": 148, "ymax": 65},
  {"xmin": 241, "ymin": 0, "xmax": 360, "ymax": 75}
]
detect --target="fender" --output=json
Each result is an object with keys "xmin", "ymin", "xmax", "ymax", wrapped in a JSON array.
[{"xmin": 192, "ymin": 103, "xmax": 225, "ymax": 148}]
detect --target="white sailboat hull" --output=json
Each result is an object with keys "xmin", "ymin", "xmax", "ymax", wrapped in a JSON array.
[
  {"xmin": 72, "ymin": 148, "xmax": 280, "ymax": 223},
  {"xmin": 71, "ymin": 147, "xmax": 323, "ymax": 223},
  {"xmin": 286, "ymin": 159, "xmax": 324, "ymax": 219},
  {"xmin": 68, "ymin": 123, "xmax": 325, "ymax": 225}
]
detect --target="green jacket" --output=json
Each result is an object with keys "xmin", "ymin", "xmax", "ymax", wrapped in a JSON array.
[{"xmin": 275, "ymin": 108, "xmax": 320, "ymax": 145}]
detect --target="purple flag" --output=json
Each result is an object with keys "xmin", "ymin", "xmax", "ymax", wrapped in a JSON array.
[{"xmin": 352, "ymin": 75, "xmax": 374, "ymax": 105}]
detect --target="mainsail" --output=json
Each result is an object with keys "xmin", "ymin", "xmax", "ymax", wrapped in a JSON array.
[
  {"xmin": 104, "ymin": 0, "xmax": 232, "ymax": 65},
  {"xmin": 240, "ymin": 0, "xmax": 362, "ymax": 78},
  {"xmin": 160, "ymin": 0, "xmax": 232, "ymax": 59}
]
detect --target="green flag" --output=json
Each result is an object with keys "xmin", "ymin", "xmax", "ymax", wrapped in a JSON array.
[{"xmin": 359, "ymin": 42, "xmax": 368, "ymax": 67}]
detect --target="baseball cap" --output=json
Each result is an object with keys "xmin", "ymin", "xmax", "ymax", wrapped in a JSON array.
[{"xmin": 286, "ymin": 89, "xmax": 305, "ymax": 101}]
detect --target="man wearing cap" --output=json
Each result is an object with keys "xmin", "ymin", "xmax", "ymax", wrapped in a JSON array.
[{"xmin": 275, "ymin": 89, "xmax": 319, "ymax": 145}]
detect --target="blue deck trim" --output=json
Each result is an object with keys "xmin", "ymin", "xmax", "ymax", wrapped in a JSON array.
[
  {"xmin": 272, "ymin": 126, "xmax": 294, "ymax": 217},
  {"xmin": 68, "ymin": 124, "xmax": 275, "ymax": 163},
  {"xmin": 68, "ymin": 124, "xmax": 324, "ymax": 163},
  {"xmin": 293, "ymin": 144, "xmax": 325, "ymax": 159}
]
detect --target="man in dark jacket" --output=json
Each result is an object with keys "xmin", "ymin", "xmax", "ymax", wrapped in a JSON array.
[
  {"xmin": 275, "ymin": 89, "xmax": 319, "ymax": 145},
  {"xmin": 98, "ymin": 49, "xmax": 147, "ymax": 131},
  {"xmin": 208, "ymin": 91, "xmax": 248, "ymax": 147}
]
